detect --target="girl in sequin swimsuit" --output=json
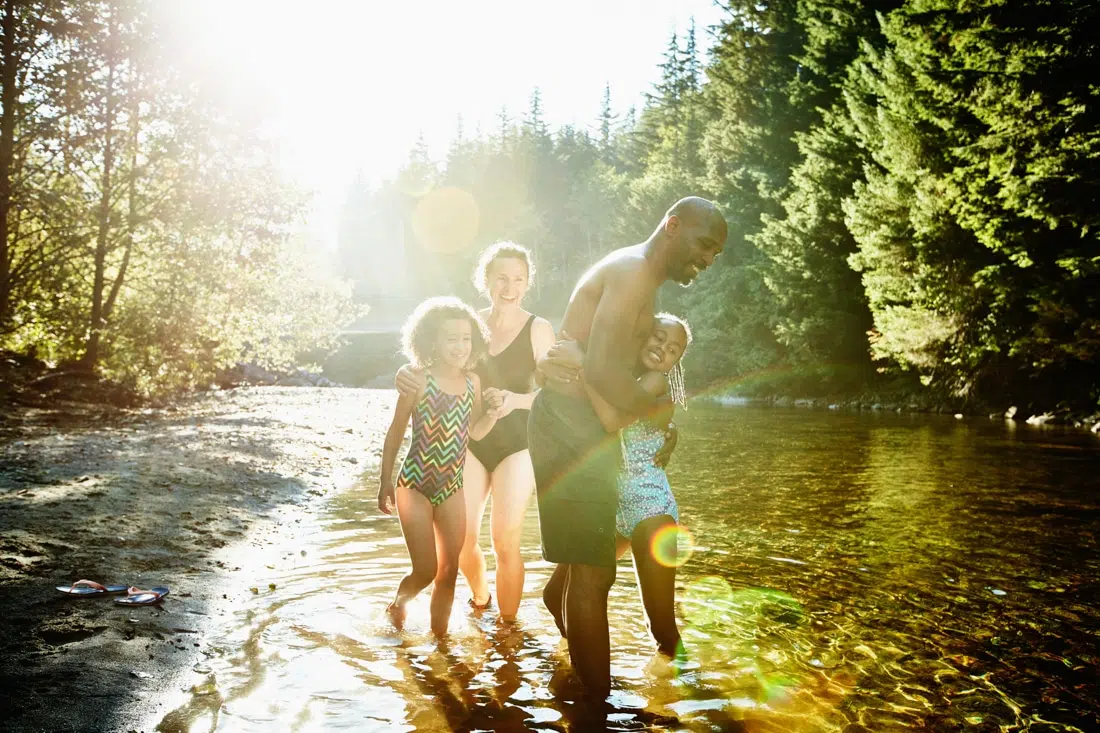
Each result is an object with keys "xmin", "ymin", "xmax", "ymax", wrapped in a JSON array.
[
  {"xmin": 378, "ymin": 297, "xmax": 502, "ymax": 637},
  {"xmin": 588, "ymin": 313, "xmax": 692, "ymax": 659}
]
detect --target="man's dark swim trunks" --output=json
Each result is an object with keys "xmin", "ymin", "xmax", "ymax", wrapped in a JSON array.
[{"xmin": 527, "ymin": 389, "xmax": 620, "ymax": 567}]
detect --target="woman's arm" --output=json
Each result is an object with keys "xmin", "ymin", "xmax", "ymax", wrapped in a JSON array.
[
  {"xmin": 536, "ymin": 332, "xmax": 584, "ymax": 388},
  {"xmin": 394, "ymin": 364, "xmax": 426, "ymax": 396},
  {"xmin": 498, "ymin": 317, "xmax": 557, "ymax": 413},
  {"xmin": 469, "ymin": 373, "xmax": 499, "ymax": 441},
  {"xmin": 379, "ymin": 389, "xmax": 418, "ymax": 514}
]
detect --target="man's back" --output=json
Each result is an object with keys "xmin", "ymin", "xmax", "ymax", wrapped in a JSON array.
[{"xmin": 549, "ymin": 245, "xmax": 659, "ymax": 401}]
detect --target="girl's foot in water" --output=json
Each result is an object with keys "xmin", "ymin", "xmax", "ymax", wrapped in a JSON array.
[{"xmin": 386, "ymin": 601, "xmax": 406, "ymax": 630}]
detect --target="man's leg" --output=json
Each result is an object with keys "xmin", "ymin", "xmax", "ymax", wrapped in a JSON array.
[
  {"xmin": 562, "ymin": 562, "xmax": 616, "ymax": 699},
  {"xmin": 542, "ymin": 563, "xmax": 567, "ymax": 636}
]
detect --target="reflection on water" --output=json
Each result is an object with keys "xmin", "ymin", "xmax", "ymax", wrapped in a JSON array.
[{"xmin": 158, "ymin": 406, "xmax": 1100, "ymax": 732}]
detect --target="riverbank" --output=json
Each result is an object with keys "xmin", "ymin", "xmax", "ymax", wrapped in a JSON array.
[
  {"xmin": 0, "ymin": 387, "xmax": 392, "ymax": 732},
  {"xmin": 708, "ymin": 394, "xmax": 1100, "ymax": 432},
  {"xmin": 700, "ymin": 367, "xmax": 1100, "ymax": 432}
]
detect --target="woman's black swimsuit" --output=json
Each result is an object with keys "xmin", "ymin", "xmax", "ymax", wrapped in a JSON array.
[{"xmin": 469, "ymin": 314, "xmax": 537, "ymax": 473}]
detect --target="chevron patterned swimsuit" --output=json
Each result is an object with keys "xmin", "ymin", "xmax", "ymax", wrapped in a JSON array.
[{"xmin": 397, "ymin": 372, "xmax": 474, "ymax": 506}]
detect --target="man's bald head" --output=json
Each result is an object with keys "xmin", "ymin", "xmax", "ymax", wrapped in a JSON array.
[
  {"xmin": 666, "ymin": 197, "xmax": 727, "ymax": 236},
  {"xmin": 659, "ymin": 197, "xmax": 728, "ymax": 285}
]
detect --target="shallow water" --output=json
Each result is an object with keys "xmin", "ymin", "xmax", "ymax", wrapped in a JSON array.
[{"xmin": 157, "ymin": 405, "xmax": 1100, "ymax": 732}]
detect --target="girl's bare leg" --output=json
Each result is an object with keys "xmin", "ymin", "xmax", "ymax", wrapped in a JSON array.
[
  {"xmin": 630, "ymin": 514, "xmax": 682, "ymax": 658},
  {"xmin": 391, "ymin": 486, "xmax": 439, "ymax": 628},
  {"xmin": 430, "ymin": 490, "xmax": 467, "ymax": 637}
]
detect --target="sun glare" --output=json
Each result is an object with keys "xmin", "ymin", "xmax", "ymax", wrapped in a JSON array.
[{"xmin": 161, "ymin": 0, "xmax": 723, "ymax": 249}]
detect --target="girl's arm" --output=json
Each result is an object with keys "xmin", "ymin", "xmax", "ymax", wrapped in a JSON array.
[
  {"xmin": 588, "ymin": 371, "xmax": 670, "ymax": 432},
  {"xmin": 469, "ymin": 373, "xmax": 499, "ymax": 441},
  {"xmin": 378, "ymin": 388, "xmax": 419, "ymax": 515}
]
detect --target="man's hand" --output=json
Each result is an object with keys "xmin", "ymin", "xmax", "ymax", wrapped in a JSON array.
[
  {"xmin": 377, "ymin": 481, "xmax": 396, "ymax": 515},
  {"xmin": 539, "ymin": 332, "xmax": 585, "ymax": 386},
  {"xmin": 653, "ymin": 422, "xmax": 678, "ymax": 468},
  {"xmin": 394, "ymin": 364, "xmax": 426, "ymax": 396}
]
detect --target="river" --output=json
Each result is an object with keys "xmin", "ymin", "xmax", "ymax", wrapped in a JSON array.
[{"xmin": 153, "ymin": 403, "xmax": 1100, "ymax": 732}]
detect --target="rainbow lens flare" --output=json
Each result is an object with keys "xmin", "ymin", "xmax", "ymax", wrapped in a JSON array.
[{"xmin": 650, "ymin": 523, "xmax": 696, "ymax": 568}]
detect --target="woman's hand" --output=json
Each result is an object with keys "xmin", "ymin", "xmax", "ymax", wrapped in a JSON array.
[
  {"xmin": 482, "ymin": 387, "xmax": 506, "ymax": 417},
  {"xmin": 377, "ymin": 481, "xmax": 396, "ymax": 515},
  {"xmin": 394, "ymin": 364, "xmax": 426, "ymax": 396},
  {"xmin": 539, "ymin": 332, "xmax": 585, "ymax": 386},
  {"xmin": 653, "ymin": 422, "xmax": 678, "ymax": 468},
  {"xmin": 494, "ymin": 389, "xmax": 524, "ymax": 418}
]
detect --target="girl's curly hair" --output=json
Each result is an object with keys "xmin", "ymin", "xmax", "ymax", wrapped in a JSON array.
[
  {"xmin": 401, "ymin": 296, "xmax": 490, "ymax": 369},
  {"xmin": 472, "ymin": 241, "xmax": 535, "ymax": 297}
]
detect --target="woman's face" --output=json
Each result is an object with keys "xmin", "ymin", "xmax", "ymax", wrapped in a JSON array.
[
  {"xmin": 486, "ymin": 257, "xmax": 529, "ymax": 310},
  {"xmin": 639, "ymin": 318, "xmax": 688, "ymax": 374}
]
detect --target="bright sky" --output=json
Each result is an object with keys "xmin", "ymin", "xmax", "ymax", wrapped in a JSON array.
[{"xmin": 165, "ymin": 0, "xmax": 725, "ymax": 248}]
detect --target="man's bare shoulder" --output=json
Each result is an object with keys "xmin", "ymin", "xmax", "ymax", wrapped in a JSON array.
[{"xmin": 579, "ymin": 244, "xmax": 650, "ymax": 287}]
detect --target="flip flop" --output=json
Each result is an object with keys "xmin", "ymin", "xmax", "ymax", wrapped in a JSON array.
[
  {"xmin": 56, "ymin": 579, "xmax": 130, "ymax": 596},
  {"xmin": 114, "ymin": 586, "xmax": 170, "ymax": 606}
]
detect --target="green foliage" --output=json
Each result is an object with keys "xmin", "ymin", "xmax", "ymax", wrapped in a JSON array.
[
  {"xmin": 0, "ymin": 0, "xmax": 357, "ymax": 396},
  {"xmin": 844, "ymin": 0, "xmax": 1099, "ymax": 406},
  {"xmin": 343, "ymin": 0, "xmax": 1100, "ymax": 411}
]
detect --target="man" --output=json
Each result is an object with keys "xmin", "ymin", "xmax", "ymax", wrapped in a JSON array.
[{"xmin": 529, "ymin": 196, "xmax": 727, "ymax": 697}]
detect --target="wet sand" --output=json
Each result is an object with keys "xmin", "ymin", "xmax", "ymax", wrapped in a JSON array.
[{"xmin": 0, "ymin": 387, "xmax": 391, "ymax": 733}]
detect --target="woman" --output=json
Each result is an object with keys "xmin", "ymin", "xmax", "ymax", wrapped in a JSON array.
[{"xmin": 396, "ymin": 242, "xmax": 555, "ymax": 623}]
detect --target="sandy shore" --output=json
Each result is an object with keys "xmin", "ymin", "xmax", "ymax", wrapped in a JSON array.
[{"xmin": 0, "ymin": 387, "xmax": 392, "ymax": 733}]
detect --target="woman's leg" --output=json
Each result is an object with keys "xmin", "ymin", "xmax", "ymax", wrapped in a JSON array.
[
  {"xmin": 391, "ymin": 486, "xmax": 439, "ymax": 628},
  {"xmin": 458, "ymin": 450, "xmax": 492, "ymax": 606},
  {"xmin": 488, "ymin": 449, "xmax": 536, "ymax": 620},
  {"xmin": 430, "ymin": 490, "xmax": 467, "ymax": 637},
  {"xmin": 630, "ymin": 514, "xmax": 682, "ymax": 658}
]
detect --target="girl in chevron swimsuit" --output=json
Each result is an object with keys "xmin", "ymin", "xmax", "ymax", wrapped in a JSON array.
[
  {"xmin": 378, "ymin": 297, "xmax": 502, "ymax": 637},
  {"xmin": 395, "ymin": 242, "xmax": 555, "ymax": 622}
]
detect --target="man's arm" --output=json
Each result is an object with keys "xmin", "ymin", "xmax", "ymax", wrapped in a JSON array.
[{"xmin": 584, "ymin": 265, "xmax": 656, "ymax": 416}]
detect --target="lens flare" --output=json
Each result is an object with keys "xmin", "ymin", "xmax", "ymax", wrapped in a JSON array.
[
  {"xmin": 411, "ymin": 186, "xmax": 480, "ymax": 254},
  {"xmin": 755, "ymin": 670, "xmax": 799, "ymax": 706},
  {"xmin": 650, "ymin": 523, "xmax": 696, "ymax": 568},
  {"xmin": 681, "ymin": 576, "xmax": 737, "ymax": 630}
]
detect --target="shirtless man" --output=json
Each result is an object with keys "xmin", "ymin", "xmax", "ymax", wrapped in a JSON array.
[{"xmin": 528, "ymin": 197, "xmax": 727, "ymax": 698}]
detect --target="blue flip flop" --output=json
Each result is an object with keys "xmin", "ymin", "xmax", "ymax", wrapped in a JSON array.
[
  {"xmin": 114, "ymin": 586, "xmax": 170, "ymax": 606},
  {"xmin": 56, "ymin": 579, "xmax": 129, "ymax": 596}
]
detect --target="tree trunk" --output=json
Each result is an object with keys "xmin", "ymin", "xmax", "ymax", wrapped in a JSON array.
[
  {"xmin": 103, "ymin": 72, "xmax": 140, "ymax": 324},
  {"xmin": 0, "ymin": 0, "xmax": 17, "ymax": 330},
  {"xmin": 79, "ymin": 26, "xmax": 117, "ymax": 373}
]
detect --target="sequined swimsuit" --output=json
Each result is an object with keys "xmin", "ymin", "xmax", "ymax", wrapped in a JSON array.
[
  {"xmin": 397, "ymin": 373, "xmax": 473, "ymax": 506},
  {"xmin": 616, "ymin": 419, "xmax": 678, "ymax": 537}
]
